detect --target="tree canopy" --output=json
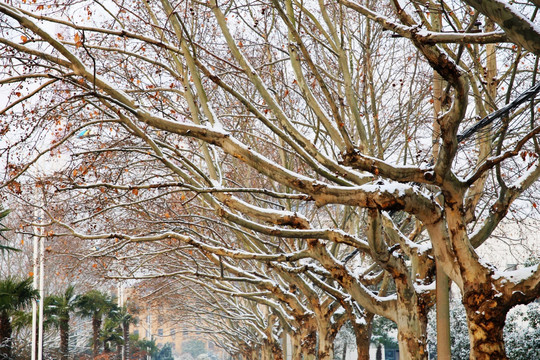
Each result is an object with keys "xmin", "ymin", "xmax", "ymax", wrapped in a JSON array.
[{"xmin": 1, "ymin": 0, "xmax": 540, "ymax": 359}]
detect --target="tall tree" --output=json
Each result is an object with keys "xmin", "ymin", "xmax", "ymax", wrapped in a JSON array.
[
  {"xmin": 0, "ymin": 277, "xmax": 38, "ymax": 359},
  {"xmin": 75, "ymin": 290, "xmax": 114, "ymax": 358},
  {"xmin": 109, "ymin": 304, "xmax": 137, "ymax": 360},
  {"xmin": 1, "ymin": 0, "xmax": 540, "ymax": 359},
  {"xmin": 44, "ymin": 285, "xmax": 77, "ymax": 360}
]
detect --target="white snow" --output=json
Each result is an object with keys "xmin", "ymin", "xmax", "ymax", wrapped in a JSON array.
[{"xmin": 493, "ymin": 264, "xmax": 538, "ymax": 284}]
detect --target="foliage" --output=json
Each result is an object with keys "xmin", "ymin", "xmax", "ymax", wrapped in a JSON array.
[
  {"xmin": 182, "ymin": 339, "xmax": 206, "ymax": 358},
  {"xmin": 75, "ymin": 290, "xmax": 114, "ymax": 320},
  {"xmin": 0, "ymin": 277, "xmax": 38, "ymax": 313},
  {"xmin": 0, "ymin": 207, "xmax": 18, "ymax": 253},
  {"xmin": 427, "ymin": 300, "xmax": 540, "ymax": 360},
  {"xmin": 135, "ymin": 338, "xmax": 158, "ymax": 357},
  {"xmin": 427, "ymin": 300, "xmax": 469, "ymax": 360},
  {"xmin": 155, "ymin": 343, "xmax": 175, "ymax": 360},
  {"xmin": 504, "ymin": 303, "xmax": 540, "ymax": 360},
  {"xmin": 0, "ymin": 277, "xmax": 38, "ymax": 359},
  {"xmin": 371, "ymin": 315, "xmax": 398, "ymax": 349},
  {"xmin": 333, "ymin": 322, "xmax": 355, "ymax": 359}
]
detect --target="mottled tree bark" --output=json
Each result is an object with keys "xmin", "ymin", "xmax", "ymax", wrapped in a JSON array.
[
  {"xmin": 463, "ymin": 283, "xmax": 509, "ymax": 360},
  {"xmin": 462, "ymin": 0, "xmax": 540, "ymax": 54},
  {"xmin": 353, "ymin": 314, "xmax": 374, "ymax": 360}
]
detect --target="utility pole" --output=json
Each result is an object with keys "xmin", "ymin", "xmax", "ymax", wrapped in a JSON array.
[
  {"xmin": 31, "ymin": 220, "xmax": 38, "ymax": 360},
  {"xmin": 31, "ymin": 187, "xmax": 45, "ymax": 360}
]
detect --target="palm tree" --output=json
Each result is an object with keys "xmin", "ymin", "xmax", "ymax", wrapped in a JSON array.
[
  {"xmin": 75, "ymin": 290, "xmax": 113, "ymax": 358},
  {"xmin": 0, "ymin": 277, "xmax": 38, "ymax": 359},
  {"xmin": 110, "ymin": 304, "xmax": 137, "ymax": 360},
  {"xmin": 44, "ymin": 285, "xmax": 77, "ymax": 360},
  {"xmin": 0, "ymin": 207, "xmax": 19, "ymax": 253},
  {"xmin": 99, "ymin": 315, "xmax": 123, "ymax": 355}
]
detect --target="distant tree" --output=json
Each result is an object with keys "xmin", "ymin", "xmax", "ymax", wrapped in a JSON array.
[
  {"xmin": 333, "ymin": 322, "xmax": 355, "ymax": 360},
  {"xmin": 376, "ymin": 344, "xmax": 382, "ymax": 360},
  {"xmin": 182, "ymin": 339, "xmax": 206, "ymax": 358},
  {"xmin": 371, "ymin": 315, "xmax": 398, "ymax": 350},
  {"xmin": 75, "ymin": 290, "xmax": 114, "ymax": 357},
  {"xmin": 44, "ymin": 285, "xmax": 77, "ymax": 360},
  {"xmin": 155, "ymin": 343, "xmax": 175, "ymax": 360},
  {"xmin": 133, "ymin": 337, "xmax": 158, "ymax": 358},
  {"xmin": 0, "ymin": 277, "xmax": 38, "ymax": 359},
  {"xmin": 110, "ymin": 304, "xmax": 137, "ymax": 359}
]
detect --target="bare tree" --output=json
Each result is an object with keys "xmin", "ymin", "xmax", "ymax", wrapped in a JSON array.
[{"xmin": 1, "ymin": 1, "xmax": 540, "ymax": 359}]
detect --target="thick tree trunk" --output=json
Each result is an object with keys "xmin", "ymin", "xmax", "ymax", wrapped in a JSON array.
[
  {"xmin": 397, "ymin": 323, "xmax": 428, "ymax": 360},
  {"xmin": 463, "ymin": 286, "xmax": 509, "ymax": 360},
  {"xmin": 351, "ymin": 312, "xmax": 373, "ymax": 360},
  {"xmin": 317, "ymin": 326, "xmax": 334, "ymax": 360},
  {"xmin": 261, "ymin": 338, "xmax": 283, "ymax": 360},
  {"xmin": 466, "ymin": 309, "xmax": 507, "ymax": 360},
  {"xmin": 396, "ymin": 301, "xmax": 428, "ymax": 360},
  {"xmin": 0, "ymin": 311, "xmax": 13, "ymax": 360},
  {"xmin": 289, "ymin": 332, "xmax": 303, "ymax": 360},
  {"xmin": 300, "ymin": 328, "xmax": 317, "ymax": 360}
]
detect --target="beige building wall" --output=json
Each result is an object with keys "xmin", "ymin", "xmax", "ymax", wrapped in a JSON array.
[{"xmin": 128, "ymin": 293, "xmax": 225, "ymax": 359}]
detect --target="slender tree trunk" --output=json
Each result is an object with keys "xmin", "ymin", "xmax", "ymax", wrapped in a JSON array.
[
  {"xmin": 123, "ymin": 320, "xmax": 130, "ymax": 360},
  {"xmin": 92, "ymin": 315, "xmax": 101, "ymax": 358},
  {"xmin": 376, "ymin": 343, "xmax": 382, "ymax": 360},
  {"xmin": 0, "ymin": 311, "xmax": 13, "ymax": 360},
  {"xmin": 436, "ymin": 262, "xmax": 451, "ymax": 360},
  {"xmin": 431, "ymin": 7, "xmax": 452, "ymax": 358},
  {"xmin": 341, "ymin": 340, "xmax": 347, "ymax": 360},
  {"xmin": 60, "ymin": 318, "xmax": 70, "ymax": 360},
  {"xmin": 281, "ymin": 331, "xmax": 289, "ymax": 360}
]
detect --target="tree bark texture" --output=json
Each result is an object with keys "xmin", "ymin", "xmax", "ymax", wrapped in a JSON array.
[
  {"xmin": 92, "ymin": 315, "xmax": 102, "ymax": 357},
  {"xmin": 463, "ymin": 284, "xmax": 509, "ymax": 360},
  {"xmin": 59, "ymin": 318, "xmax": 69, "ymax": 360},
  {"xmin": 0, "ymin": 311, "xmax": 13, "ymax": 360}
]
